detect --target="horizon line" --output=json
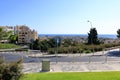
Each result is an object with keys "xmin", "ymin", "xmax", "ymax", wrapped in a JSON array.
[{"xmin": 39, "ymin": 33, "xmax": 117, "ymax": 35}]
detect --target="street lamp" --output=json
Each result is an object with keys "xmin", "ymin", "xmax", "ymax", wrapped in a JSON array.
[
  {"xmin": 87, "ymin": 20, "xmax": 93, "ymax": 28},
  {"xmin": 87, "ymin": 20, "xmax": 93, "ymax": 45},
  {"xmin": 87, "ymin": 20, "xmax": 94, "ymax": 55}
]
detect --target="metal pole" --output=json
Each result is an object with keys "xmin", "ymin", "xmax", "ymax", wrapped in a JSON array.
[
  {"xmin": 56, "ymin": 40, "xmax": 58, "ymax": 62},
  {"xmin": 55, "ymin": 38, "xmax": 58, "ymax": 63}
]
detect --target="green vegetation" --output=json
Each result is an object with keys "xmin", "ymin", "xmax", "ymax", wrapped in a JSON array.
[
  {"xmin": 117, "ymin": 29, "xmax": 120, "ymax": 38},
  {"xmin": 0, "ymin": 57, "xmax": 23, "ymax": 80},
  {"xmin": 9, "ymin": 34, "xmax": 18, "ymax": 44},
  {"xmin": 30, "ymin": 38, "xmax": 61, "ymax": 52},
  {"xmin": 48, "ymin": 43, "xmax": 120, "ymax": 54},
  {"xmin": 30, "ymin": 28, "xmax": 120, "ymax": 54},
  {"xmin": 88, "ymin": 28, "xmax": 100, "ymax": 45},
  {"xmin": 30, "ymin": 37, "xmax": 120, "ymax": 54},
  {"xmin": 0, "ymin": 27, "xmax": 20, "ymax": 49},
  {"xmin": 0, "ymin": 27, "xmax": 13, "ymax": 40},
  {"xmin": 21, "ymin": 72, "xmax": 120, "ymax": 80},
  {"xmin": 0, "ymin": 43, "xmax": 21, "ymax": 49}
]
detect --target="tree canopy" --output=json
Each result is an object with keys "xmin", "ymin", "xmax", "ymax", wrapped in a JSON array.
[
  {"xmin": 117, "ymin": 29, "xmax": 120, "ymax": 38},
  {"xmin": 9, "ymin": 34, "xmax": 18, "ymax": 43},
  {"xmin": 0, "ymin": 27, "xmax": 13, "ymax": 41},
  {"xmin": 87, "ymin": 28, "xmax": 100, "ymax": 45},
  {"xmin": 30, "ymin": 37, "xmax": 61, "ymax": 52}
]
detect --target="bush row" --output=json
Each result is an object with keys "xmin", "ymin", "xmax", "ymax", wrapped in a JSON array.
[{"xmin": 48, "ymin": 43, "xmax": 120, "ymax": 54}]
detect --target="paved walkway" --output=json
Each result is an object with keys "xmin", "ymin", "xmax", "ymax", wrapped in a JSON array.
[{"xmin": 22, "ymin": 61, "xmax": 120, "ymax": 73}]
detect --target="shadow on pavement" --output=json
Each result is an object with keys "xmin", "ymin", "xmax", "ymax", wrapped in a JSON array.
[
  {"xmin": 29, "ymin": 55, "xmax": 64, "ymax": 58},
  {"xmin": 107, "ymin": 51, "xmax": 120, "ymax": 57}
]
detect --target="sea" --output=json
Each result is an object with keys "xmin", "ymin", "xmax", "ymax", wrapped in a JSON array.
[{"xmin": 39, "ymin": 34, "xmax": 117, "ymax": 39}]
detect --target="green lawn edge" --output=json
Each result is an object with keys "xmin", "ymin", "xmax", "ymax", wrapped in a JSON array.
[{"xmin": 21, "ymin": 71, "xmax": 120, "ymax": 80}]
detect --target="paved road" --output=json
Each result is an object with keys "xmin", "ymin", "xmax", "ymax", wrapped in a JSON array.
[{"xmin": 0, "ymin": 48, "xmax": 120, "ymax": 63}]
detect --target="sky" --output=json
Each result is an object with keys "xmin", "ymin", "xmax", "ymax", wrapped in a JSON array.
[{"xmin": 0, "ymin": 0, "xmax": 120, "ymax": 34}]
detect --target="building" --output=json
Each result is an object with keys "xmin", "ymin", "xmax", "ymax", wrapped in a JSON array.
[{"xmin": 14, "ymin": 25, "xmax": 38, "ymax": 44}]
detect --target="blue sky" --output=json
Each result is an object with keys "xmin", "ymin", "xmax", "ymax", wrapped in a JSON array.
[{"xmin": 0, "ymin": 0, "xmax": 120, "ymax": 34}]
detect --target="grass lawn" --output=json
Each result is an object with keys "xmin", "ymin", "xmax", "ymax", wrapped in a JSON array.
[
  {"xmin": 21, "ymin": 71, "xmax": 120, "ymax": 80},
  {"xmin": 0, "ymin": 43, "xmax": 21, "ymax": 49}
]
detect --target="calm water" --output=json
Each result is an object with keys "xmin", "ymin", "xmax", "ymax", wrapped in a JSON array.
[{"xmin": 39, "ymin": 34, "xmax": 117, "ymax": 39}]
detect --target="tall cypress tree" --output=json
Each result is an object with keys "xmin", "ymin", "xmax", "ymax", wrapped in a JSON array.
[
  {"xmin": 117, "ymin": 29, "xmax": 120, "ymax": 38},
  {"xmin": 87, "ymin": 28, "xmax": 100, "ymax": 45}
]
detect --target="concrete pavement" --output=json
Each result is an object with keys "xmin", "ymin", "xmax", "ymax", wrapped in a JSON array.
[{"xmin": 22, "ymin": 61, "xmax": 120, "ymax": 73}]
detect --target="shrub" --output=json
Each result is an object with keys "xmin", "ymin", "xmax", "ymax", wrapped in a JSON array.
[
  {"xmin": 48, "ymin": 43, "xmax": 120, "ymax": 54},
  {"xmin": 57, "ymin": 47, "xmax": 63, "ymax": 54},
  {"xmin": 63, "ymin": 47, "xmax": 69, "ymax": 53},
  {"xmin": 48, "ymin": 48, "xmax": 55, "ymax": 54},
  {"xmin": 72, "ymin": 47, "xmax": 78, "ymax": 53},
  {"xmin": 83, "ymin": 50, "xmax": 92, "ymax": 53},
  {"xmin": 0, "ymin": 57, "xmax": 23, "ymax": 80}
]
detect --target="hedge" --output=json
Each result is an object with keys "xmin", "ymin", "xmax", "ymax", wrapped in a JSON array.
[{"xmin": 48, "ymin": 43, "xmax": 120, "ymax": 54}]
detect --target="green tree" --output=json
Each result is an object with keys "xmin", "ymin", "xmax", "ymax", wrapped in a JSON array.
[
  {"xmin": 0, "ymin": 28, "xmax": 13, "ymax": 41},
  {"xmin": 63, "ymin": 39, "xmax": 71, "ymax": 47},
  {"xmin": 47, "ymin": 38, "xmax": 56, "ymax": 48},
  {"xmin": 117, "ymin": 29, "xmax": 120, "ymax": 38},
  {"xmin": 33, "ymin": 39, "xmax": 40, "ymax": 50},
  {"xmin": 87, "ymin": 28, "xmax": 100, "ymax": 45},
  {"xmin": 9, "ymin": 34, "xmax": 18, "ymax": 43},
  {"xmin": 62, "ymin": 38, "xmax": 78, "ymax": 47},
  {"xmin": 4, "ymin": 31, "xmax": 13, "ymax": 39},
  {"xmin": 0, "ymin": 28, "xmax": 4, "ymax": 40},
  {"xmin": 40, "ymin": 40, "xmax": 49, "ymax": 52},
  {"xmin": 30, "ymin": 37, "xmax": 61, "ymax": 52}
]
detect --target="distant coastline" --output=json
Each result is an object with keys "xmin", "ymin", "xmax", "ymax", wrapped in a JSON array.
[{"xmin": 39, "ymin": 34, "xmax": 117, "ymax": 39}]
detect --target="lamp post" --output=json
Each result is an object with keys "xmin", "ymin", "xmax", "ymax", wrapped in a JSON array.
[
  {"xmin": 55, "ymin": 37, "xmax": 59, "ymax": 63},
  {"xmin": 87, "ymin": 20, "xmax": 93, "ymax": 28},
  {"xmin": 87, "ymin": 20, "xmax": 93, "ymax": 45},
  {"xmin": 87, "ymin": 20, "xmax": 94, "ymax": 55}
]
